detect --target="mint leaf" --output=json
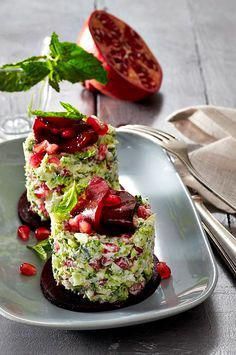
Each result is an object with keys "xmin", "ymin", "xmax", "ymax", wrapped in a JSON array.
[
  {"xmin": 27, "ymin": 239, "xmax": 52, "ymax": 261},
  {"xmin": 60, "ymin": 101, "xmax": 80, "ymax": 114},
  {"xmin": 0, "ymin": 60, "xmax": 50, "ymax": 92},
  {"xmin": 0, "ymin": 32, "xmax": 107, "ymax": 93},
  {"xmin": 52, "ymin": 181, "xmax": 78, "ymax": 215},
  {"xmin": 31, "ymin": 103, "xmax": 86, "ymax": 120}
]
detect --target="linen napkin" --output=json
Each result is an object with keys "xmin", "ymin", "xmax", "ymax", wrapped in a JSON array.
[{"xmin": 167, "ymin": 106, "xmax": 236, "ymax": 213}]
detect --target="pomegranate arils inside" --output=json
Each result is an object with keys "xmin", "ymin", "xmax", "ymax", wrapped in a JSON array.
[
  {"xmin": 17, "ymin": 225, "xmax": 30, "ymax": 241},
  {"xmin": 19, "ymin": 262, "xmax": 37, "ymax": 276},
  {"xmin": 79, "ymin": 10, "xmax": 163, "ymax": 101},
  {"xmin": 30, "ymin": 152, "xmax": 45, "ymax": 168},
  {"xmin": 35, "ymin": 227, "xmax": 50, "ymax": 241},
  {"xmin": 156, "ymin": 262, "xmax": 171, "ymax": 280}
]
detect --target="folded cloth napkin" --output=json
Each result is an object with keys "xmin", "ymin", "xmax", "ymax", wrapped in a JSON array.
[{"xmin": 167, "ymin": 105, "xmax": 236, "ymax": 213}]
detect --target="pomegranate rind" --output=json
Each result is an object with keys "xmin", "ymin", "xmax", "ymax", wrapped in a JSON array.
[{"xmin": 78, "ymin": 10, "xmax": 163, "ymax": 101}]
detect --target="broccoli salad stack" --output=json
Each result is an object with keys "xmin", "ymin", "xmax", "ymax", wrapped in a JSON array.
[
  {"xmin": 51, "ymin": 177, "xmax": 155, "ymax": 304},
  {"xmin": 23, "ymin": 103, "xmax": 157, "ymax": 306},
  {"xmin": 23, "ymin": 103, "xmax": 119, "ymax": 220}
]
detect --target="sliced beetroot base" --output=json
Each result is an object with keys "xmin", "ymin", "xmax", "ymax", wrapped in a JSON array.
[
  {"xmin": 18, "ymin": 191, "xmax": 50, "ymax": 230},
  {"xmin": 40, "ymin": 256, "xmax": 160, "ymax": 312}
]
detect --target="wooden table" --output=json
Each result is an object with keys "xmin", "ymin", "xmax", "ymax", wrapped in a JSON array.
[{"xmin": 0, "ymin": 0, "xmax": 235, "ymax": 353}]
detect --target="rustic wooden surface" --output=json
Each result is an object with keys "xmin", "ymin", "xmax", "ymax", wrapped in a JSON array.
[{"xmin": 0, "ymin": 0, "xmax": 235, "ymax": 354}]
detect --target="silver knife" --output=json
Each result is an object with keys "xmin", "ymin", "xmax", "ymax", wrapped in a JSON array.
[{"xmin": 192, "ymin": 195, "xmax": 236, "ymax": 277}]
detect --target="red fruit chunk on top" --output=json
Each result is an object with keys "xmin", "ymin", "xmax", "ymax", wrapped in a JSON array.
[
  {"xmin": 19, "ymin": 262, "xmax": 37, "ymax": 276},
  {"xmin": 17, "ymin": 225, "xmax": 30, "ymax": 241},
  {"xmin": 87, "ymin": 116, "xmax": 108, "ymax": 136},
  {"xmin": 82, "ymin": 176, "xmax": 110, "ymax": 230},
  {"xmin": 156, "ymin": 262, "xmax": 171, "ymax": 279},
  {"xmin": 33, "ymin": 116, "xmax": 98, "ymax": 153},
  {"xmin": 70, "ymin": 177, "xmax": 138, "ymax": 235}
]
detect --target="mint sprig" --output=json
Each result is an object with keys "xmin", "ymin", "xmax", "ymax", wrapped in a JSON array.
[
  {"xmin": 31, "ymin": 101, "xmax": 86, "ymax": 120},
  {"xmin": 27, "ymin": 239, "xmax": 52, "ymax": 261},
  {"xmin": 0, "ymin": 32, "xmax": 107, "ymax": 92},
  {"xmin": 52, "ymin": 181, "xmax": 78, "ymax": 215}
]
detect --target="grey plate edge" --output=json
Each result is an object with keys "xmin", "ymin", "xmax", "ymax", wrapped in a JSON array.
[{"xmin": 0, "ymin": 134, "xmax": 218, "ymax": 330}]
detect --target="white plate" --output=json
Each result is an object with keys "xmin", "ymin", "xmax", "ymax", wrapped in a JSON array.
[{"xmin": 0, "ymin": 132, "xmax": 217, "ymax": 329}]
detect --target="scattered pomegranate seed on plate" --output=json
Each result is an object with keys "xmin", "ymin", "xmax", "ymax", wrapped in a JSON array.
[
  {"xmin": 156, "ymin": 262, "xmax": 171, "ymax": 279},
  {"xmin": 35, "ymin": 227, "xmax": 50, "ymax": 241},
  {"xmin": 19, "ymin": 262, "xmax": 37, "ymax": 276},
  {"xmin": 17, "ymin": 225, "xmax": 30, "ymax": 241}
]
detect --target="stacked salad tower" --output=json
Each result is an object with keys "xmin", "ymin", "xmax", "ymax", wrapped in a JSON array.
[{"xmin": 23, "ymin": 102, "xmax": 157, "ymax": 307}]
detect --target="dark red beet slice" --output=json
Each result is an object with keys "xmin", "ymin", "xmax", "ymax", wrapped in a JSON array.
[
  {"xmin": 75, "ymin": 178, "xmax": 137, "ymax": 235},
  {"xmin": 101, "ymin": 190, "xmax": 137, "ymax": 233},
  {"xmin": 33, "ymin": 116, "xmax": 98, "ymax": 153},
  {"xmin": 40, "ymin": 255, "xmax": 160, "ymax": 312},
  {"xmin": 18, "ymin": 191, "xmax": 50, "ymax": 230}
]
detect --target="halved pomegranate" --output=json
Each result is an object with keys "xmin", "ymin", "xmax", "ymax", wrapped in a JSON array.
[{"xmin": 78, "ymin": 10, "xmax": 163, "ymax": 101}]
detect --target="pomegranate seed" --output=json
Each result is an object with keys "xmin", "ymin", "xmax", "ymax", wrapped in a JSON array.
[
  {"xmin": 137, "ymin": 205, "xmax": 152, "ymax": 219},
  {"xmin": 68, "ymin": 214, "xmax": 84, "ymax": 232},
  {"xmin": 87, "ymin": 116, "xmax": 108, "ymax": 136},
  {"xmin": 29, "ymin": 152, "xmax": 45, "ymax": 168},
  {"xmin": 100, "ymin": 256, "xmax": 112, "ymax": 266},
  {"xmin": 19, "ymin": 262, "xmax": 37, "ymax": 276},
  {"xmin": 89, "ymin": 259, "xmax": 101, "ymax": 271},
  {"xmin": 48, "ymin": 156, "xmax": 61, "ymax": 165},
  {"xmin": 17, "ymin": 225, "xmax": 30, "ymax": 241},
  {"xmin": 35, "ymin": 227, "xmax": 50, "ymax": 241},
  {"xmin": 156, "ymin": 262, "xmax": 171, "ymax": 279},
  {"xmin": 64, "ymin": 259, "xmax": 73, "ymax": 267},
  {"xmin": 97, "ymin": 144, "xmax": 108, "ymax": 161},
  {"xmin": 34, "ymin": 183, "xmax": 50, "ymax": 198},
  {"xmin": 51, "ymin": 128, "xmax": 60, "ymax": 135},
  {"xmin": 33, "ymin": 140, "xmax": 48, "ymax": 153},
  {"xmin": 46, "ymin": 143, "xmax": 59, "ymax": 155},
  {"xmin": 103, "ymin": 243, "xmax": 119, "ymax": 253},
  {"xmin": 79, "ymin": 220, "xmax": 92, "ymax": 234},
  {"xmin": 54, "ymin": 241, "xmax": 60, "ymax": 252},
  {"xmin": 115, "ymin": 257, "xmax": 129, "ymax": 270},
  {"xmin": 104, "ymin": 193, "xmax": 121, "ymax": 206},
  {"xmin": 61, "ymin": 129, "xmax": 75, "ymax": 139}
]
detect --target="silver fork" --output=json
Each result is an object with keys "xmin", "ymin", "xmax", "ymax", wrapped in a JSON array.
[{"xmin": 118, "ymin": 124, "xmax": 236, "ymax": 212}]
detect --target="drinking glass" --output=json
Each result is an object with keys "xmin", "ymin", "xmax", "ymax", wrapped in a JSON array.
[
  {"xmin": 0, "ymin": 74, "xmax": 50, "ymax": 141},
  {"xmin": 0, "ymin": 37, "xmax": 51, "ymax": 140}
]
